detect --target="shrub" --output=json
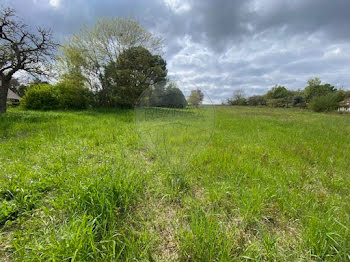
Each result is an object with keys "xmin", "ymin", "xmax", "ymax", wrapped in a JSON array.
[
  {"xmin": 22, "ymin": 82, "xmax": 94, "ymax": 110},
  {"xmin": 266, "ymin": 96, "xmax": 294, "ymax": 108},
  {"xmin": 227, "ymin": 98, "xmax": 247, "ymax": 106},
  {"xmin": 293, "ymin": 95, "xmax": 305, "ymax": 107},
  {"xmin": 247, "ymin": 95, "xmax": 266, "ymax": 106},
  {"xmin": 56, "ymin": 80, "xmax": 93, "ymax": 110},
  {"xmin": 309, "ymin": 92, "xmax": 345, "ymax": 112},
  {"xmin": 22, "ymin": 84, "xmax": 60, "ymax": 110},
  {"xmin": 266, "ymin": 98, "xmax": 286, "ymax": 108}
]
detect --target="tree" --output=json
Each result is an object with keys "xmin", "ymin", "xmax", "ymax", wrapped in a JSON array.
[
  {"xmin": 102, "ymin": 46, "xmax": 167, "ymax": 108},
  {"xmin": 188, "ymin": 89, "xmax": 204, "ymax": 106},
  {"xmin": 307, "ymin": 77, "xmax": 321, "ymax": 87},
  {"xmin": 227, "ymin": 88, "xmax": 247, "ymax": 105},
  {"xmin": 265, "ymin": 85, "xmax": 292, "ymax": 99},
  {"xmin": 304, "ymin": 78, "xmax": 337, "ymax": 101},
  {"xmin": 247, "ymin": 95, "xmax": 266, "ymax": 106},
  {"xmin": 233, "ymin": 88, "xmax": 245, "ymax": 100},
  {"xmin": 58, "ymin": 45, "xmax": 88, "ymax": 88},
  {"xmin": 344, "ymin": 90, "xmax": 350, "ymax": 98},
  {"xmin": 0, "ymin": 7, "xmax": 58, "ymax": 113},
  {"xmin": 163, "ymin": 84, "xmax": 187, "ymax": 108},
  {"xmin": 58, "ymin": 17, "xmax": 163, "ymax": 92},
  {"xmin": 149, "ymin": 81, "xmax": 187, "ymax": 108},
  {"xmin": 264, "ymin": 85, "xmax": 294, "ymax": 107}
]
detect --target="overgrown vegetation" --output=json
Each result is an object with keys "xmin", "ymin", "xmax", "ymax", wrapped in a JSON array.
[
  {"xmin": 1, "ymin": 107, "xmax": 349, "ymax": 261},
  {"xmin": 1, "ymin": 6, "xmax": 350, "ymax": 261},
  {"xmin": 22, "ymin": 81, "xmax": 93, "ymax": 110},
  {"xmin": 227, "ymin": 78, "xmax": 350, "ymax": 112}
]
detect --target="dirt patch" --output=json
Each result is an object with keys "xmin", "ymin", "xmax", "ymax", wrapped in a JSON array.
[
  {"xmin": 0, "ymin": 230, "xmax": 12, "ymax": 262},
  {"xmin": 152, "ymin": 202, "xmax": 180, "ymax": 261}
]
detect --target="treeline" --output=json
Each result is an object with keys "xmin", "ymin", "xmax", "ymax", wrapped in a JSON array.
[
  {"xmin": 227, "ymin": 78, "xmax": 350, "ymax": 112},
  {"xmin": 1, "ymin": 8, "xmax": 198, "ymax": 112},
  {"xmin": 20, "ymin": 45, "xmax": 169, "ymax": 110},
  {"xmin": 16, "ymin": 17, "xmax": 204, "ymax": 110},
  {"xmin": 19, "ymin": 15, "xmax": 171, "ymax": 110}
]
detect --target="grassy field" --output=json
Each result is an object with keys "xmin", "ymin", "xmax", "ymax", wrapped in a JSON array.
[{"xmin": 0, "ymin": 106, "xmax": 349, "ymax": 261}]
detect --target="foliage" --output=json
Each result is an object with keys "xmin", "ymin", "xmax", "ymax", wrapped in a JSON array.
[
  {"xmin": 0, "ymin": 7, "xmax": 58, "ymax": 113},
  {"xmin": 266, "ymin": 98, "xmax": 284, "ymax": 108},
  {"xmin": 148, "ymin": 81, "xmax": 188, "ymax": 108},
  {"xmin": 309, "ymin": 92, "xmax": 345, "ymax": 112},
  {"xmin": 101, "ymin": 46, "xmax": 167, "ymax": 108},
  {"xmin": 17, "ymin": 85, "xmax": 29, "ymax": 98},
  {"xmin": 293, "ymin": 95, "xmax": 305, "ymax": 106},
  {"xmin": 343, "ymin": 90, "xmax": 350, "ymax": 98},
  {"xmin": 227, "ymin": 89, "xmax": 247, "ymax": 106},
  {"xmin": 58, "ymin": 16, "xmax": 163, "ymax": 92},
  {"xmin": 22, "ymin": 84, "xmax": 59, "ymax": 110},
  {"xmin": 265, "ymin": 85, "xmax": 292, "ymax": 99},
  {"xmin": 304, "ymin": 78, "xmax": 337, "ymax": 101},
  {"xmin": 58, "ymin": 46, "xmax": 89, "ymax": 89},
  {"xmin": 227, "ymin": 97, "xmax": 247, "ymax": 106},
  {"xmin": 307, "ymin": 77, "xmax": 322, "ymax": 87},
  {"xmin": 56, "ymin": 80, "xmax": 94, "ymax": 110},
  {"xmin": 188, "ymin": 89, "xmax": 204, "ymax": 106},
  {"xmin": 233, "ymin": 88, "xmax": 245, "ymax": 100},
  {"xmin": 247, "ymin": 95, "xmax": 267, "ymax": 106},
  {"xmin": 227, "ymin": 79, "xmax": 345, "ymax": 111},
  {"xmin": 22, "ymin": 82, "xmax": 93, "ymax": 110}
]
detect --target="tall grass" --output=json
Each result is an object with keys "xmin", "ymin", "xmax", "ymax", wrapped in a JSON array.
[{"xmin": 0, "ymin": 107, "xmax": 349, "ymax": 261}]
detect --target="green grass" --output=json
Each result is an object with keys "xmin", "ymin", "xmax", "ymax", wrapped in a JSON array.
[{"xmin": 0, "ymin": 106, "xmax": 349, "ymax": 261}]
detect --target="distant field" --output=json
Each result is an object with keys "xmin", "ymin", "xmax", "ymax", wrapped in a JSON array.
[{"xmin": 0, "ymin": 107, "xmax": 349, "ymax": 261}]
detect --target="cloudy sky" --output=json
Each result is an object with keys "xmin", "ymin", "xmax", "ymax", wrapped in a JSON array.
[{"xmin": 2, "ymin": 0, "xmax": 350, "ymax": 103}]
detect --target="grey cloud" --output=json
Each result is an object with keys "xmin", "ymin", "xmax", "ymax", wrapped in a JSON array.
[
  {"xmin": 2, "ymin": 0, "xmax": 350, "ymax": 103},
  {"xmin": 254, "ymin": 0, "xmax": 350, "ymax": 41}
]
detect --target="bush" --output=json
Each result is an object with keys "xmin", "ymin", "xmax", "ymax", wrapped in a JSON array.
[
  {"xmin": 293, "ymin": 95, "xmax": 305, "ymax": 107},
  {"xmin": 309, "ymin": 92, "xmax": 345, "ymax": 112},
  {"xmin": 22, "ymin": 82, "xmax": 93, "ymax": 110},
  {"xmin": 227, "ymin": 98, "xmax": 247, "ymax": 106},
  {"xmin": 56, "ymin": 80, "xmax": 93, "ymax": 110},
  {"xmin": 247, "ymin": 95, "xmax": 266, "ymax": 106},
  {"xmin": 266, "ymin": 98, "xmax": 285, "ymax": 108},
  {"xmin": 22, "ymin": 84, "xmax": 60, "ymax": 110}
]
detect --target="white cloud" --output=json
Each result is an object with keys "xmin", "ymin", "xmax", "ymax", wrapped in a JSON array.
[
  {"xmin": 163, "ymin": 0, "xmax": 190, "ymax": 13},
  {"xmin": 49, "ymin": 0, "xmax": 60, "ymax": 8},
  {"xmin": 333, "ymin": 48, "xmax": 341, "ymax": 55}
]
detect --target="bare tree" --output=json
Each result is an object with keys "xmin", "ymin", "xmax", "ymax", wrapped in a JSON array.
[
  {"xmin": 0, "ymin": 7, "xmax": 58, "ymax": 113},
  {"xmin": 233, "ymin": 88, "xmax": 245, "ymax": 100}
]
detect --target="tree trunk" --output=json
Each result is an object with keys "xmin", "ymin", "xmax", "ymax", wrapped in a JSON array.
[{"xmin": 0, "ymin": 78, "xmax": 10, "ymax": 114}]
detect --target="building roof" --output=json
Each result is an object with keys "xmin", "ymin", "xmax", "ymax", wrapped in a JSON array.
[
  {"xmin": 7, "ymin": 89, "xmax": 21, "ymax": 100},
  {"xmin": 339, "ymin": 97, "xmax": 350, "ymax": 107}
]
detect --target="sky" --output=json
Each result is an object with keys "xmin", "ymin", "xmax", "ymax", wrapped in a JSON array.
[{"xmin": 2, "ymin": 0, "xmax": 350, "ymax": 103}]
